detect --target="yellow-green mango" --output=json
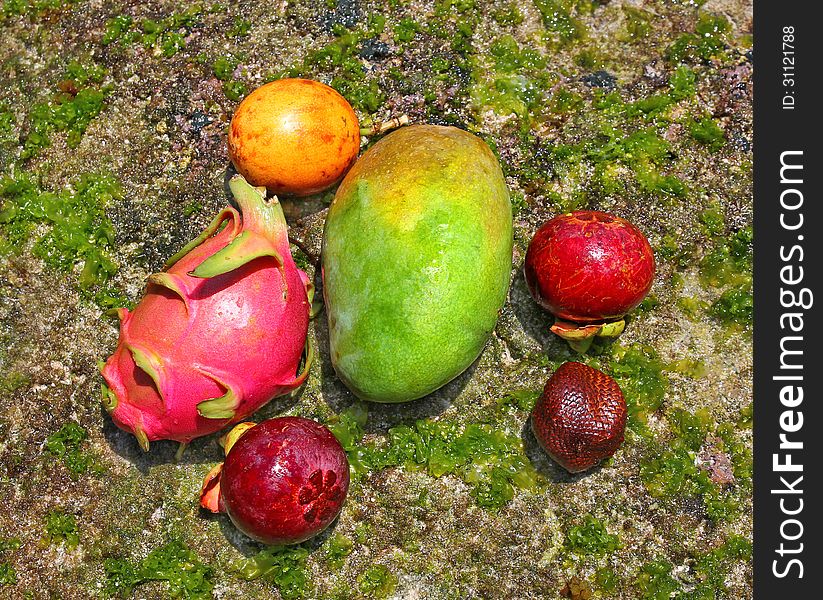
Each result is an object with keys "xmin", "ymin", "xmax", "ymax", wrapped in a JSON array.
[{"xmin": 322, "ymin": 125, "xmax": 513, "ymax": 402}]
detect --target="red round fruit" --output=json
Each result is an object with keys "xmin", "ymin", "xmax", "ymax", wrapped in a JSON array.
[
  {"xmin": 524, "ymin": 211, "xmax": 655, "ymax": 323},
  {"xmin": 220, "ymin": 416, "xmax": 350, "ymax": 545},
  {"xmin": 531, "ymin": 362, "xmax": 626, "ymax": 473}
]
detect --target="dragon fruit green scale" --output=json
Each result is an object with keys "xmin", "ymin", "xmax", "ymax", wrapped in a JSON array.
[{"xmin": 100, "ymin": 175, "xmax": 313, "ymax": 451}]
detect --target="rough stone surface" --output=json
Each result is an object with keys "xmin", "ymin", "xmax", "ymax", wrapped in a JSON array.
[{"xmin": 0, "ymin": 1, "xmax": 752, "ymax": 598}]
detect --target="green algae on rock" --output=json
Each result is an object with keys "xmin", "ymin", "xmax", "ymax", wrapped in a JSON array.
[
  {"xmin": 322, "ymin": 124, "xmax": 513, "ymax": 403},
  {"xmin": 103, "ymin": 539, "xmax": 215, "ymax": 599},
  {"xmin": 328, "ymin": 403, "xmax": 541, "ymax": 511}
]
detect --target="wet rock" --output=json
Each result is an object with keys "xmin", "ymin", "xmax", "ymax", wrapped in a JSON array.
[
  {"xmin": 321, "ymin": 0, "xmax": 361, "ymax": 31},
  {"xmin": 697, "ymin": 436, "xmax": 736, "ymax": 486}
]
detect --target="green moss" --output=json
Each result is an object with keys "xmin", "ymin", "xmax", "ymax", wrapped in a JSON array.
[
  {"xmin": 699, "ymin": 227, "xmax": 752, "ymax": 287},
  {"xmin": 666, "ymin": 13, "xmax": 731, "ymax": 64},
  {"xmin": 303, "ymin": 24, "xmax": 385, "ymax": 113},
  {"xmin": 212, "ymin": 56, "xmax": 238, "ymax": 81},
  {"xmin": 23, "ymin": 86, "xmax": 108, "ymax": 158},
  {"xmin": 549, "ymin": 122, "xmax": 687, "ymax": 200},
  {"xmin": 222, "ymin": 80, "xmax": 248, "ymax": 101},
  {"xmin": 692, "ymin": 535, "xmax": 752, "ymax": 589},
  {"xmin": 533, "ymin": 0, "xmax": 587, "ymax": 44},
  {"xmin": 492, "ymin": 3, "xmax": 523, "ymax": 25},
  {"xmin": 620, "ymin": 5, "xmax": 653, "ymax": 41},
  {"xmin": 104, "ymin": 539, "xmax": 214, "ymax": 599},
  {"xmin": 677, "ymin": 295, "xmax": 706, "ymax": 320},
  {"xmin": 635, "ymin": 558, "xmax": 679, "ymax": 600},
  {"xmin": 640, "ymin": 406, "xmax": 749, "ymax": 524},
  {"xmin": 737, "ymin": 403, "xmax": 753, "ymax": 428},
  {"xmin": 44, "ymin": 510, "xmax": 80, "ymax": 549},
  {"xmin": 564, "ymin": 514, "xmax": 621, "ymax": 556},
  {"xmin": 689, "ymin": 116, "xmax": 725, "ymax": 150},
  {"xmin": 0, "ymin": 537, "xmax": 19, "ymax": 586},
  {"xmin": 496, "ymin": 388, "xmax": 541, "ymax": 412},
  {"xmin": 717, "ymin": 423, "xmax": 753, "ymax": 483},
  {"xmin": 0, "ymin": 171, "xmax": 123, "ymax": 304},
  {"xmin": 329, "ymin": 404, "xmax": 541, "ymax": 510},
  {"xmin": 393, "ymin": 17, "xmax": 420, "ymax": 43},
  {"xmin": 709, "ymin": 285, "xmax": 752, "ymax": 325},
  {"xmin": 598, "ymin": 343, "xmax": 670, "ymax": 434},
  {"xmin": 182, "ymin": 201, "xmax": 203, "ymax": 217},
  {"xmin": 635, "ymin": 536, "xmax": 751, "ymax": 599},
  {"xmin": 698, "ymin": 225, "xmax": 753, "ymax": 327},
  {"xmin": 102, "ymin": 15, "xmax": 133, "ymax": 45},
  {"xmin": 658, "ymin": 234, "xmax": 693, "ymax": 269},
  {"xmin": 2, "ymin": 0, "xmax": 80, "ymax": 17},
  {"xmin": 668, "ymin": 407, "xmax": 713, "ymax": 450},
  {"xmin": 594, "ymin": 566, "xmax": 618, "ymax": 592},
  {"xmin": 550, "ymin": 88, "xmax": 584, "ymax": 115},
  {"xmin": 669, "ymin": 65, "xmax": 697, "ymax": 100},
  {"xmin": 699, "ymin": 202, "xmax": 725, "ymax": 236},
  {"xmin": 233, "ymin": 545, "xmax": 310, "ymax": 599},
  {"xmin": 0, "ymin": 538, "xmax": 20, "ymax": 554},
  {"xmin": 357, "ymin": 564, "xmax": 398, "ymax": 599},
  {"xmin": 100, "ymin": 7, "xmax": 201, "ymax": 56},
  {"xmin": 45, "ymin": 421, "xmax": 99, "ymax": 478},
  {"xmin": 0, "ymin": 564, "xmax": 16, "ymax": 586},
  {"xmin": 0, "ymin": 370, "xmax": 29, "ymax": 393},
  {"xmin": 668, "ymin": 357, "xmax": 706, "ymax": 379},
  {"xmin": 489, "ymin": 36, "xmax": 547, "ymax": 73},
  {"xmin": 227, "ymin": 16, "xmax": 251, "ymax": 37},
  {"xmin": 325, "ymin": 533, "xmax": 354, "ymax": 568},
  {"xmin": 0, "ymin": 103, "xmax": 15, "ymax": 147},
  {"xmin": 472, "ymin": 35, "xmax": 552, "ymax": 121},
  {"xmin": 327, "ymin": 402, "xmax": 368, "ymax": 451}
]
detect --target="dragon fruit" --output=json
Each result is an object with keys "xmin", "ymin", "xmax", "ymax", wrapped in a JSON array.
[{"xmin": 100, "ymin": 174, "xmax": 313, "ymax": 451}]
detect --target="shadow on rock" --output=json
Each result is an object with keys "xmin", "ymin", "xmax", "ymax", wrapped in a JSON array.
[
  {"xmin": 509, "ymin": 268, "xmax": 559, "ymax": 355},
  {"xmin": 520, "ymin": 416, "xmax": 604, "ymax": 484},
  {"xmin": 203, "ymin": 501, "xmax": 343, "ymax": 558},
  {"xmin": 100, "ymin": 387, "xmax": 307, "ymax": 473}
]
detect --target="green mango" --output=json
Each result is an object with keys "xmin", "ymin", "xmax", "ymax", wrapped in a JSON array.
[{"xmin": 322, "ymin": 125, "xmax": 513, "ymax": 402}]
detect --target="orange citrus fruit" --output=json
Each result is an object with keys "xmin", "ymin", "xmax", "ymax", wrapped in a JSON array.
[{"xmin": 228, "ymin": 79, "xmax": 360, "ymax": 196}]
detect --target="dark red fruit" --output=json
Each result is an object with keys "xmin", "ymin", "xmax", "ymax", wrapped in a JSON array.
[
  {"xmin": 531, "ymin": 362, "xmax": 626, "ymax": 473},
  {"xmin": 204, "ymin": 417, "xmax": 350, "ymax": 545},
  {"xmin": 524, "ymin": 211, "xmax": 655, "ymax": 323}
]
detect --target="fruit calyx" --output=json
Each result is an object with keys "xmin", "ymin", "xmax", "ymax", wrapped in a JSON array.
[
  {"xmin": 200, "ymin": 421, "xmax": 257, "ymax": 514},
  {"xmin": 550, "ymin": 318, "xmax": 626, "ymax": 353}
]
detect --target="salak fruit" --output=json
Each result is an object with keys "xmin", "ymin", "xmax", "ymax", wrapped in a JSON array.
[
  {"xmin": 200, "ymin": 417, "xmax": 350, "ymax": 545},
  {"xmin": 100, "ymin": 175, "xmax": 313, "ymax": 451},
  {"xmin": 531, "ymin": 362, "xmax": 627, "ymax": 473},
  {"xmin": 524, "ymin": 210, "xmax": 654, "ymax": 353},
  {"xmin": 228, "ymin": 78, "xmax": 361, "ymax": 196},
  {"xmin": 322, "ymin": 125, "xmax": 513, "ymax": 403}
]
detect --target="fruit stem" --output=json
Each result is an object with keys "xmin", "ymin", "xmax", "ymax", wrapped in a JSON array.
[
  {"xmin": 228, "ymin": 175, "xmax": 287, "ymax": 243},
  {"xmin": 359, "ymin": 114, "xmax": 409, "ymax": 138}
]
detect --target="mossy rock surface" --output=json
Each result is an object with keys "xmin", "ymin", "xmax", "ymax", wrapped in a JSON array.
[{"xmin": 0, "ymin": 0, "xmax": 752, "ymax": 598}]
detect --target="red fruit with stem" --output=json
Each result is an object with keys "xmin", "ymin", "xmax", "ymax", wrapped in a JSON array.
[
  {"xmin": 524, "ymin": 211, "xmax": 654, "ymax": 352},
  {"xmin": 200, "ymin": 417, "xmax": 350, "ymax": 545},
  {"xmin": 531, "ymin": 362, "xmax": 626, "ymax": 473}
]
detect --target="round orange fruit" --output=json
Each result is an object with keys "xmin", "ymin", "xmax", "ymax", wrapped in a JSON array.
[{"xmin": 228, "ymin": 79, "xmax": 360, "ymax": 197}]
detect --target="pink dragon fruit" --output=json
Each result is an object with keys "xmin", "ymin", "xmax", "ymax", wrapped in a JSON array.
[{"xmin": 100, "ymin": 174, "xmax": 313, "ymax": 452}]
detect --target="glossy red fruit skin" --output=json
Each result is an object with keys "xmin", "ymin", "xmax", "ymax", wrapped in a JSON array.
[
  {"xmin": 220, "ymin": 417, "xmax": 350, "ymax": 545},
  {"xmin": 531, "ymin": 362, "xmax": 626, "ymax": 473},
  {"xmin": 524, "ymin": 211, "xmax": 654, "ymax": 323}
]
